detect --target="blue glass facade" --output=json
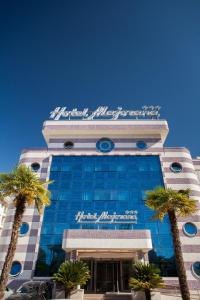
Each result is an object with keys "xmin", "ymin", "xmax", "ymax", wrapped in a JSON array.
[{"xmin": 35, "ymin": 155, "xmax": 177, "ymax": 276}]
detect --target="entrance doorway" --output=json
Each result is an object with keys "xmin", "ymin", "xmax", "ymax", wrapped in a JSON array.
[{"xmin": 83, "ymin": 259, "xmax": 132, "ymax": 293}]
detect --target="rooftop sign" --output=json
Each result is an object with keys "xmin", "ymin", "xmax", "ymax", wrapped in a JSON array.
[{"xmin": 49, "ymin": 106, "xmax": 161, "ymax": 120}]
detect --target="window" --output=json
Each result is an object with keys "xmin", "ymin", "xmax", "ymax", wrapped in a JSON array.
[
  {"xmin": 117, "ymin": 191, "xmax": 129, "ymax": 201},
  {"xmin": 192, "ymin": 262, "xmax": 200, "ymax": 278},
  {"xmin": 10, "ymin": 261, "xmax": 22, "ymax": 277},
  {"xmin": 64, "ymin": 141, "xmax": 74, "ymax": 149},
  {"xmin": 31, "ymin": 162, "xmax": 40, "ymax": 172},
  {"xmin": 94, "ymin": 190, "xmax": 111, "ymax": 200},
  {"xmin": 82, "ymin": 191, "xmax": 93, "ymax": 201},
  {"xmin": 141, "ymin": 190, "xmax": 149, "ymax": 201},
  {"xmin": 183, "ymin": 222, "xmax": 197, "ymax": 237},
  {"xmin": 19, "ymin": 222, "xmax": 29, "ymax": 236},
  {"xmin": 136, "ymin": 141, "xmax": 147, "ymax": 150},
  {"xmin": 170, "ymin": 162, "xmax": 183, "ymax": 173},
  {"xmin": 96, "ymin": 138, "xmax": 114, "ymax": 153}
]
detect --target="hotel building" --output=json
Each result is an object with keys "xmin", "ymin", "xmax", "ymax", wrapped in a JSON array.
[{"xmin": 0, "ymin": 112, "xmax": 200, "ymax": 293}]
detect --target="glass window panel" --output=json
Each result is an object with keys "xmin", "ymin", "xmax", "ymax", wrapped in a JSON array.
[
  {"xmin": 94, "ymin": 201, "xmax": 106, "ymax": 210},
  {"xmin": 58, "ymin": 191, "xmax": 71, "ymax": 200},
  {"xmin": 193, "ymin": 262, "xmax": 200, "ymax": 277},
  {"xmin": 81, "ymin": 224, "xmax": 96, "ymax": 229},
  {"xmin": 61, "ymin": 164, "xmax": 71, "ymax": 171},
  {"xmin": 73, "ymin": 171, "xmax": 82, "ymax": 178},
  {"xmin": 94, "ymin": 190, "xmax": 110, "ymax": 200},
  {"xmin": 83, "ymin": 164, "xmax": 94, "ymax": 172},
  {"xmin": 10, "ymin": 261, "xmax": 22, "ymax": 276},
  {"xmin": 95, "ymin": 163, "xmax": 109, "ymax": 171},
  {"xmin": 82, "ymin": 191, "xmax": 93, "ymax": 201},
  {"xmin": 43, "ymin": 213, "xmax": 55, "ymax": 223},
  {"xmin": 55, "ymin": 213, "xmax": 68, "ymax": 222},
  {"xmin": 42, "ymin": 224, "xmax": 54, "ymax": 234},
  {"xmin": 60, "ymin": 172, "xmax": 72, "ymax": 180},
  {"xmin": 19, "ymin": 223, "xmax": 29, "ymax": 235},
  {"xmin": 117, "ymin": 191, "xmax": 129, "ymax": 201},
  {"xmin": 50, "ymin": 172, "xmax": 61, "ymax": 181},
  {"xmin": 83, "ymin": 172, "xmax": 94, "ymax": 179},
  {"xmin": 50, "ymin": 190, "xmax": 59, "ymax": 200},
  {"xmin": 54, "ymin": 223, "xmax": 68, "ymax": 234},
  {"xmin": 183, "ymin": 222, "xmax": 197, "ymax": 236},
  {"xmin": 106, "ymin": 201, "xmax": 117, "ymax": 210},
  {"xmin": 141, "ymin": 190, "xmax": 148, "ymax": 201}
]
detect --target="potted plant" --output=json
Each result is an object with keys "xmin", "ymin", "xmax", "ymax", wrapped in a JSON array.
[
  {"xmin": 53, "ymin": 260, "xmax": 90, "ymax": 299},
  {"xmin": 129, "ymin": 262, "xmax": 164, "ymax": 300}
]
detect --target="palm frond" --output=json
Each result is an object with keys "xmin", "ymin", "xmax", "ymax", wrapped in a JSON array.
[
  {"xmin": 53, "ymin": 260, "xmax": 90, "ymax": 290},
  {"xmin": 145, "ymin": 187, "xmax": 198, "ymax": 220},
  {"xmin": 0, "ymin": 164, "xmax": 52, "ymax": 214},
  {"xmin": 129, "ymin": 262, "xmax": 164, "ymax": 291}
]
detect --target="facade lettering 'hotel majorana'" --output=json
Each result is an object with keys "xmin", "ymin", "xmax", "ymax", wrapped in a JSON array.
[{"xmin": 0, "ymin": 106, "xmax": 200, "ymax": 293}]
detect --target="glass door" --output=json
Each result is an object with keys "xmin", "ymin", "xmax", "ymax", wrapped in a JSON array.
[
  {"xmin": 83, "ymin": 259, "xmax": 132, "ymax": 293},
  {"xmin": 96, "ymin": 261, "xmax": 119, "ymax": 292}
]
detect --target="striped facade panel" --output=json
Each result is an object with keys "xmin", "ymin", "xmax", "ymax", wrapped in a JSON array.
[
  {"xmin": 0, "ymin": 151, "xmax": 51, "ymax": 288},
  {"xmin": 0, "ymin": 204, "xmax": 7, "ymax": 236},
  {"xmin": 47, "ymin": 137, "xmax": 164, "ymax": 152},
  {"xmin": 161, "ymin": 148, "xmax": 200, "ymax": 289},
  {"xmin": 193, "ymin": 158, "xmax": 200, "ymax": 186}
]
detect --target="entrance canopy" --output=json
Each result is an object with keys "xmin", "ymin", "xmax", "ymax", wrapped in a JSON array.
[{"xmin": 62, "ymin": 230, "xmax": 152, "ymax": 256}]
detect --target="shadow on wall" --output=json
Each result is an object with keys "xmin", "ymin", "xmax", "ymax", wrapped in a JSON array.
[
  {"xmin": 35, "ymin": 246, "xmax": 66, "ymax": 276},
  {"xmin": 148, "ymin": 250, "xmax": 177, "ymax": 277}
]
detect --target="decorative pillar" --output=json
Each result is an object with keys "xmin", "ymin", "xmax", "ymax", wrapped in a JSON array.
[
  {"xmin": 135, "ymin": 250, "xmax": 145, "ymax": 262},
  {"xmin": 70, "ymin": 249, "xmax": 77, "ymax": 261},
  {"xmin": 94, "ymin": 260, "xmax": 97, "ymax": 293}
]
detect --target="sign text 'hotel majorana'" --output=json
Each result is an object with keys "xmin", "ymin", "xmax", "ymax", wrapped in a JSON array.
[
  {"xmin": 75, "ymin": 210, "xmax": 138, "ymax": 224},
  {"xmin": 49, "ymin": 106, "xmax": 161, "ymax": 120}
]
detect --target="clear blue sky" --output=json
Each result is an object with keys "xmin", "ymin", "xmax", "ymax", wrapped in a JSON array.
[{"xmin": 0, "ymin": 0, "xmax": 200, "ymax": 172}]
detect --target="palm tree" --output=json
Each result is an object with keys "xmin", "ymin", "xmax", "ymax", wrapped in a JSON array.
[
  {"xmin": 129, "ymin": 262, "xmax": 164, "ymax": 300},
  {"xmin": 0, "ymin": 164, "xmax": 51, "ymax": 299},
  {"xmin": 146, "ymin": 187, "xmax": 198, "ymax": 300},
  {"xmin": 53, "ymin": 260, "xmax": 90, "ymax": 299}
]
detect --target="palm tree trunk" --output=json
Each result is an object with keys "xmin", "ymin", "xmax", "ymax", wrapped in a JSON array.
[
  {"xmin": 168, "ymin": 209, "xmax": 190, "ymax": 300},
  {"xmin": 0, "ymin": 196, "xmax": 26, "ymax": 300},
  {"xmin": 64, "ymin": 287, "xmax": 70, "ymax": 298},
  {"xmin": 145, "ymin": 289, "xmax": 151, "ymax": 300}
]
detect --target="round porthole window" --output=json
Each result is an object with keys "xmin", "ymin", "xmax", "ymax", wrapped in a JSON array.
[
  {"xmin": 192, "ymin": 262, "xmax": 200, "ymax": 278},
  {"xmin": 31, "ymin": 162, "xmax": 40, "ymax": 172},
  {"xmin": 183, "ymin": 222, "xmax": 197, "ymax": 237},
  {"xmin": 10, "ymin": 261, "xmax": 22, "ymax": 277},
  {"xmin": 136, "ymin": 141, "xmax": 147, "ymax": 150},
  {"xmin": 170, "ymin": 162, "xmax": 183, "ymax": 173},
  {"xmin": 96, "ymin": 138, "xmax": 114, "ymax": 153},
  {"xmin": 19, "ymin": 222, "xmax": 29, "ymax": 236},
  {"xmin": 64, "ymin": 141, "xmax": 74, "ymax": 149}
]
